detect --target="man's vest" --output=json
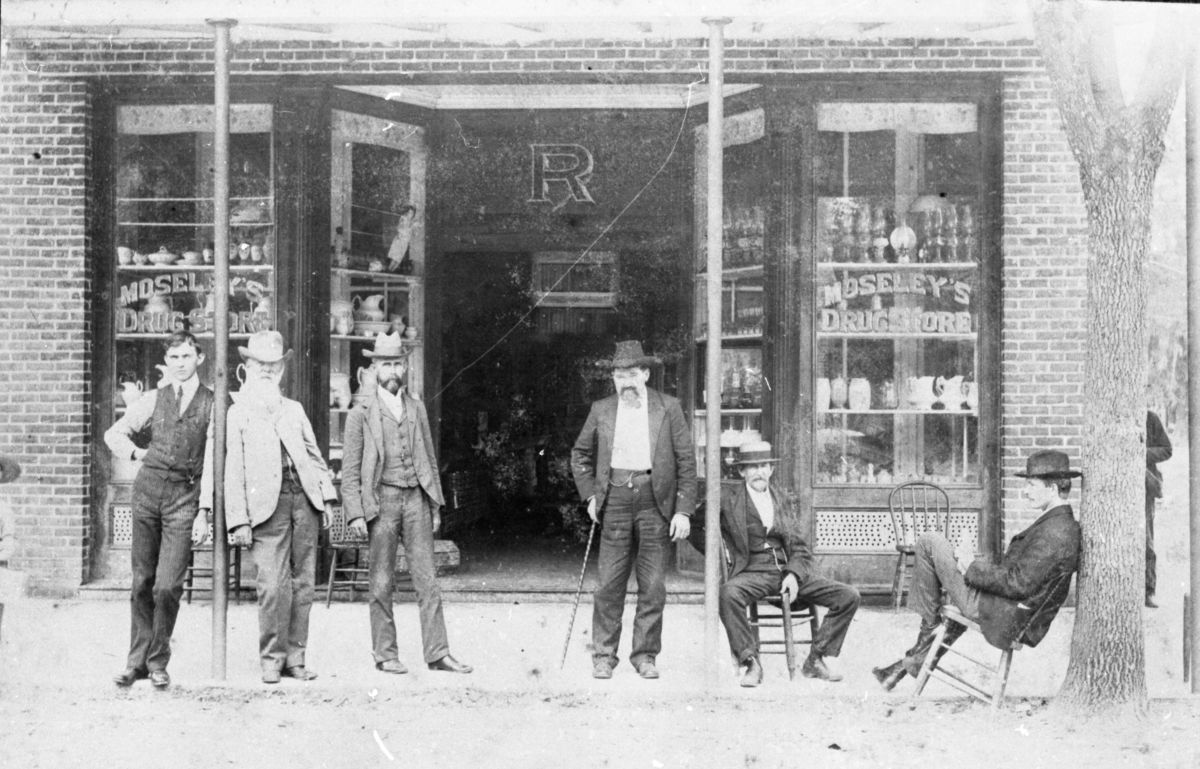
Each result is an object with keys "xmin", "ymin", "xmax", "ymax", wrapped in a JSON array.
[{"xmin": 141, "ymin": 384, "xmax": 214, "ymax": 482}]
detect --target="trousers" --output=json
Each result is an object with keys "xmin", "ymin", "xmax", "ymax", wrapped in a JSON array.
[
  {"xmin": 368, "ymin": 485, "xmax": 448, "ymax": 664},
  {"xmin": 250, "ymin": 482, "xmax": 320, "ymax": 671},
  {"xmin": 719, "ymin": 555, "xmax": 860, "ymax": 663},
  {"xmin": 591, "ymin": 474, "xmax": 670, "ymax": 668},
  {"xmin": 1146, "ymin": 495, "xmax": 1156, "ymax": 597},
  {"xmin": 128, "ymin": 471, "xmax": 198, "ymax": 672}
]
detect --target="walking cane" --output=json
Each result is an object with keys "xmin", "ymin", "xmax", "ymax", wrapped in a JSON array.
[{"xmin": 560, "ymin": 519, "xmax": 597, "ymax": 670}]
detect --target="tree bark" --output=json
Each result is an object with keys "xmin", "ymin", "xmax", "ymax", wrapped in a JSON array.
[{"xmin": 1030, "ymin": 0, "xmax": 1190, "ymax": 714}]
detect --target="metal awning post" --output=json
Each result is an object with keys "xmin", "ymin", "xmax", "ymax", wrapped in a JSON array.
[
  {"xmin": 702, "ymin": 15, "xmax": 731, "ymax": 690},
  {"xmin": 207, "ymin": 17, "xmax": 236, "ymax": 681},
  {"xmin": 1186, "ymin": 42, "xmax": 1200, "ymax": 694}
]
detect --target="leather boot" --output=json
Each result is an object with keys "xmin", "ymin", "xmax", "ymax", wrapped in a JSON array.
[
  {"xmin": 871, "ymin": 659, "xmax": 907, "ymax": 691},
  {"xmin": 902, "ymin": 619, "xmax": 942, "ymax": 676}
]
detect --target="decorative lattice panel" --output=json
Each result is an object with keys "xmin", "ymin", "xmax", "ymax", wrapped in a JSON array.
[
  {"xmin": 815, "ymin": 510, "xmax": 978, "ymax": 553},
  {"xmin": 329, "ymin": 504, "xmax": 368, "ymax": 544},
  {"xmin": 111, "ymin": 504, "xmax": 133, "ymax": 546}
]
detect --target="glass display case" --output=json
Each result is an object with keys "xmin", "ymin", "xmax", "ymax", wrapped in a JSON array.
[
  {"xmin": 811, "ymin": 102, "xmax": 982, "ymax": 489},
  {"xmin": 692, "ymin": 109, "xmax": 767, "ymax": 479},
  {"xmin": 112, "ymin": 104, "xmax": 275, "ymax": 418},
  {"xmin": 327, "ymin": 111, "xmax": 426, "ymax": 475}
]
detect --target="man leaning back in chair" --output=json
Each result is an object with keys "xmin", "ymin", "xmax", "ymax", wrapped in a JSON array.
[
  {"xmin": 873, "ymin": 449, "xmax": 1082, "ymax": 690},
  {"xmin": 690, "ymin": 441, "xmax": 860, "ymax": 687}
]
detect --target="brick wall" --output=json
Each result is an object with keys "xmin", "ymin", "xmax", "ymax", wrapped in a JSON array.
[
  {"xmin": 0, "ymin": 51, "xmax": 94, "ymax": 594},
  {"xmin": 0, "ymin": 33, "xmax": 1087, "ymax": 590}
]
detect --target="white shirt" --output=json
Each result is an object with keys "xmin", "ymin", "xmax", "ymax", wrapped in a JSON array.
[
  {"xmin": 610, "ymin": 397, "xmax": 651, "ymax": 470},
  {"xmin": 104, "ymin": 373, "xmax": 203, "ymax": 460},
  {"xmin": 748, "ymin": 486, "xmax": 775, "ymax": 532},
  {"xmin": 175, "ymin": 374, "xmax": 201, "ymax": 415},
  {"xmin": 376, "ymin": 386, "xmax": 406, "ymax": 423}
]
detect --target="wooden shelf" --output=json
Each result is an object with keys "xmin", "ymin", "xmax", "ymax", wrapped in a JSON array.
[
  {"xmin": 817, "ymin": 333, "xmax": 975, "ymax": 340},
  {"xmin": 695, "ymin": 334, "xmax": 763, "ymax": 343},
  {"xmin": 332, "ymin": 267, "xmax": 422, "ymax": 283},
  {"xmin": 818, "ymin": 408, "xmax": 977, "ymax": 416},
  {"xmin": 330, "ymin": 335, "xmax": 422, "ymax": 344},
  {"xmin": 117, "ymin": 333, "xmax": 255, "ymax": 340},
  {"xmin": 816, "ymin": 261, "xmax": 978, "ymax": 270},
  {"xmin": 116, "ymin": 264, "xmax": 274, "ymax": 272},
  {"xmin": 694, "ymin": 408, "xmax": 762, "ymax": 415},
  {"xmin": 696, "ymin": 265, "xmax": 764, "ymax": 278}
]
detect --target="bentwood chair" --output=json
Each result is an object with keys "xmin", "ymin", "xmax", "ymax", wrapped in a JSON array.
[
  {"xmin": 325, "ymin": 504, "xmax": 370, "ymax": 606},
  {"xmin": 184, "ymin": 522, "xmax": 244, "ymax": 604},
  {"xmin": 749, "ymin": 594, "xmax": 820, "ymax": 680},
  {"xmin": 887, "ymin": 481, "xmax": 952, "ymax": 611},
  {"xmin": 911, "ymin": 572, "xmax": 1075, "ymax": 711}
]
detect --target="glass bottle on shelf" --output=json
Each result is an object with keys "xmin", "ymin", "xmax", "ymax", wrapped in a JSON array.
[{"xmin": 942, "ymin": 204, "xmax": 959, "ymax": 263}]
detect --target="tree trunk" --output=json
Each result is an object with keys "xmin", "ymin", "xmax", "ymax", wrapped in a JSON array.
[{"xmin": 1031, "ymin": 0, "xmax": 1191, "ymax": 715}]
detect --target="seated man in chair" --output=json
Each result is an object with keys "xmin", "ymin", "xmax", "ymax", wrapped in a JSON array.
[
  {"xmin": 690, "ymin": 441, "xmax": 860, "ymax": 687},
  {"xmin": 873, "ymin": 449, "xmax": 1082, "ymax": 690}
]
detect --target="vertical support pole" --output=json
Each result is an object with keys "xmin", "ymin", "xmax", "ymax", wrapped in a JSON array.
[
  {"xmin": 207, "ymin": 17, "xmax": 237, "ymax": 681},
  {"xmin": 1186, "ymin": 43, "xmax": 1200, "ymax": 695},
  {"xmin": 702, "ymin": 16, "xmax": 731, "ymax": 689}
]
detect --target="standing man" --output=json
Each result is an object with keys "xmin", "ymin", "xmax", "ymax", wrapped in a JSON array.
[
  {"xmin": 1144, "ymin": 410, "xmax": 1172, "ymax": 608},
  {"xmin": 201, "ymin": 331, "xmax": 338, "ymax": 683},
  {"xmin": 872, "ymin": 449, "xmax": 1082, "ymax": 690},
  {"xmin": 105, "ymin": 331, "xmax": 214, "ymax": 689},
  {"xmin": 689, "ymin": 441, "xmax": 859, "ymax": 686},
  {"xmin": 341, "ymin": 333, "xmax": 472, "ymax": 675},
  {"xmin": 571, "ymin": 340, "xmax": 697, "ymax": 680}
]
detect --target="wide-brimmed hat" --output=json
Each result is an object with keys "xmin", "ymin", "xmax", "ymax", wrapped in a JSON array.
[
  {"xmin": 0, "ymin": 454, "xmax": 22, "ymax": 484},
  {"xmin": 362, "ymin": 331, "xmax": 411, "ymax": 360},
  {"xmin": 732, "ymin": 440, "xmax": 781, "ymax": 466},
  {"xmin": 238, "ymin": 330, "xmax": 293, "ymax": 363},
  {"xmin": 1015, "ymin": 449, "xmax": 1082, "ymax": 480},
  {"xmin": 601, "ymin": 340, "xmax": 660, "ymax": 369}
]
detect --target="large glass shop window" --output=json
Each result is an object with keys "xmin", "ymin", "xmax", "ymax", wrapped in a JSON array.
[
  {"xmin": 113, "ymin": 105, "xmax": 275, "ymax": 406},
  {"xmin": 692, "ymin": 109, "xmax": 767, "ymax": 479},
  {"xmin": 812, "ymin": 103, "xmax": 981, "ymax": 488}
]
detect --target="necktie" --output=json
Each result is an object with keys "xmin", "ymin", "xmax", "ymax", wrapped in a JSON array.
[{"xmin": 175, "ymin": 385, "xmax": 184, "ymax": 415}]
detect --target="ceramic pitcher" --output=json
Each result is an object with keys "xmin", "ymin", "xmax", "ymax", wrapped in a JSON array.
[
  {"xmin": 330, "ymin": 372, "xmax": 351, "ymax": 409},
  {"xmin": 357, "ymin": 365, "xmax": 378, "ymax": 399},
  {"xmin": 119, "ymin": 380, "xmax": 143, "ymax": 407},
  {"xmin": 848, "ymin": 377, "xmax": 871, "ymax": 411},
  {"xmin": 354, "ymin": 294, "xmax": 386, "ymax": 321},
  {"xmin": 907, "ymin": 376, "xmax": 938, "ymax": 409},
  {"xmin": 829, "ymin": 376, "xmax": 848, "ymax": 409},
  {"xmin": 937, "ymin": 375, "xmax": 965, "ymax": 410}
]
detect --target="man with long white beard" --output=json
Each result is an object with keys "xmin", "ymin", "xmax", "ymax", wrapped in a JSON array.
[
  {"xmin": 341, "ymin": 332, "xmax": 472, "ymax": 676},
  {"xmin": 202, "ymin": 330, "xmax": 337, "ymax": 684},
  {"xmin": 571, "ymin": 340, "xmax": 696, "ymax": 680}
]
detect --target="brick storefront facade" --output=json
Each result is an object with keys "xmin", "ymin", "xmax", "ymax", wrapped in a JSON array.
[{"xmin": 0, "ymin": 33, "xmax": 1087, "ymax": 594}]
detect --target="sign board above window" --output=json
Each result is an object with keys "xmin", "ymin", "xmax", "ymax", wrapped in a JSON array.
[{"xmin": 531, "ymin": 251, "xmax": 617, "ymax": 308}]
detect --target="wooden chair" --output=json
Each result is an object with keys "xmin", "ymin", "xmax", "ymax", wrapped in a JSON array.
[
  {"xmin": 887, "ymin": 481, "xmax": 951, "ymax": 611},
  {"xmin": 184, "ymin": 522, "xmax": 244, "ymax": 604},
  {"xmin": 325, "ymin": 504, "xmax": 370, "ymax": 606},
  {"xmin": 911, "ymin": 572, "xmax": 1075, "ymax": 711},
  {"xmin": 749, "ymin": 594, "xmax": 820, "ymax": 680}
]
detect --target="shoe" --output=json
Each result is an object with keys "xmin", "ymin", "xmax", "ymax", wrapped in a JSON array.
[
  {"xmin": 635, "ymin": 660, "xmax": 660, "ymax": 680},
  {"xmin": 872, "ymin": 660, "xmax": 907, "ymax": 691},
  {"xmin": 113, "ymin": 667, "xmax": 149, "ymax": 687},
  {"xmin": 739, "ymin": 658, "xmax": 763, "ymax": 688},
  {"xmin": 427, "ymin": 655, "xmax": 473, "ymax": 674},
  {"xmin": 801, "ymin": 654, "xmax": 842, "ymax": 682},
  {"xmin": 592, "ymin": 659, "xmax": 614, "ymax": 680},
  {"xmin": 262, "ymin": 668, "xmax": 281, "ymax": 684},
  {"xmin": 282, "ymin": 666, "xmax": 318, "ymax": 681},
  {"xmin": 375, "ymin": 659, "xmax": 408, "ymax": 675},
  {"xmin": 1145, "ymin": 596, "xmax": 1159, "ymax": 609},
  {"xmin": 149, "ymin": 669, "xmax": 170, "ymax": 689}
]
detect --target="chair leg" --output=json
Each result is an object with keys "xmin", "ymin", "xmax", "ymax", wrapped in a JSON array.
[
  {"xmin": 232, "ymin": 547, "xmax": 242, "ymax": 606},
  {"xmin": 910, "ymin": 621, "xmax": 950, "ymax": 704},
  {"xmin": 748, "ymin": 601, "xmax": 761, "ymax": 652},
  {"xmin": 891, "ymin": 553, "xmax": 905, "ymax": 612},
  {"xmin": 781, "ymin": 599, "xmax": 796, "ymax": 681},
  {"xmin": 185, "ymin": 550, "xmax": 195, "ymax": 605},
  {"xmin": 992, "ymin": 649, "xmax": 1014, "ymax": 711},
  {"xmin": 325, "ymin": 549, "xmax": 338, "ymax": 608}
]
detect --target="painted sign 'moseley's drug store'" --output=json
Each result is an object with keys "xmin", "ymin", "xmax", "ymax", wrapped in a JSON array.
[{"xmin": 2, "ymin": 2, "xmax": 1098, "ymax": 596}]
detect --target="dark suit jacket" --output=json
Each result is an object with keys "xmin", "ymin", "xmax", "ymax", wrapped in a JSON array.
[
  {"xmin": 967, "ymin": 504, "xmax": 1080, "ymax": 649},
  {"xmin": 570, "ymin": 387, "xmax": 697, "ymax": 519},
  {"xmin": 1146, "ymin": 411, "xmax": 1172, "ymax": 498},
  {"xmin": 688, "ymin": 481, "xmax": 814, "ymax": 582},
  {"xmin": 341, "ymin": 394, "xmax": 445, "ymax": 524}
]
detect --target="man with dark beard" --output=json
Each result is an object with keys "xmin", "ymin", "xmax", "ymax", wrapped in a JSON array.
[
  {"xmin": 206, "ymin": 330, "xmax": 338, "ymax": 684},
  {"xmin": 341, "ymin": 332, "xmax": 472, "ymax": 676},
  {"xmin": 571, "ymin": 340, "xmax": 696, "ymax": 680}
]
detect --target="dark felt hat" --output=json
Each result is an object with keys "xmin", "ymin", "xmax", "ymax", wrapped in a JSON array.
[
  {"xmin": 1015, "ymin": 449, "xmax": 1082, "ymax": 480},
  {"xmin": 601, "ymin": 340, "xmax": 660, "ymax": 369}
]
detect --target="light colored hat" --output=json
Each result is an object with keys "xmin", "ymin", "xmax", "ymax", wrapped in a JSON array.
[
  {"xmin": 0, "ymin": 454, "xmax": 22, "ymax": 484},
  {"xmin": 732, "ymin": 441, "xmax": 781, "ymax": 465},
  {"xmin": 602, "ymin": 340, "xmax": 660, "ymax": 369},
  {"xmin": 237, "ymin": 330, "xmax": 293, "ymax": 363},
  {"xmin": 362, "ymin": 331, "xmax": 411, "ymax": 359}
]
